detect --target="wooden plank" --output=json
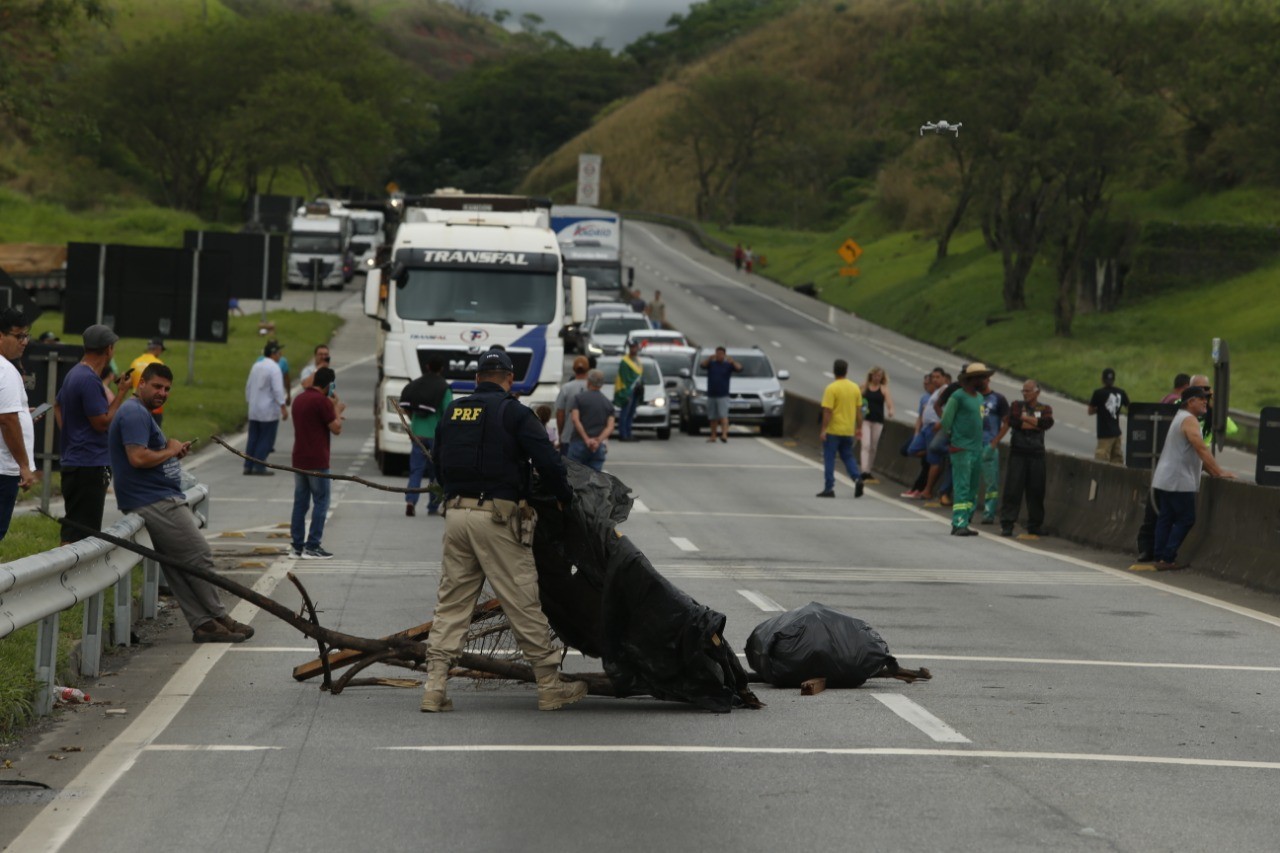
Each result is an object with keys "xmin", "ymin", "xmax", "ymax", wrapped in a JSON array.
[
  {"xmin": 291, "ymin": 599, "xmax": 502, "ymax": 681},
  {"xmin": 800, "ymin": 677, "xmax": 826, "ymax": 696}
]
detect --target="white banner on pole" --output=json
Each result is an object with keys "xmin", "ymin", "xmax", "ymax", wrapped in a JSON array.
[{"xmin": 576, "ymin": 154, "xmax": 602, "ymax": 206}]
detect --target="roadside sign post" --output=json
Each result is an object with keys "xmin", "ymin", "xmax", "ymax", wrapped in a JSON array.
[
  {"xmin": 837, "ymin": 238, "xmax": 862, "ymax": 277},
  {"xmin": 576, "ymin": 154, "xmax": 602, "ymax": 206}
]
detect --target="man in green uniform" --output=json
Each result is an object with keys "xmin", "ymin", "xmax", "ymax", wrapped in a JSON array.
[
  {"xmin": 422, "ymin": 350, "xmax": 586, "ymax": 713},
  {"xmin": 941, "ymin": 362, "xmax": 993, "ymax": 537}
]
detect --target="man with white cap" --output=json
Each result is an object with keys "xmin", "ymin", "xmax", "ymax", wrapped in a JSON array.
[{"xmin": 55, "ymin": 324, "xmax": 132, "ymax": 544}]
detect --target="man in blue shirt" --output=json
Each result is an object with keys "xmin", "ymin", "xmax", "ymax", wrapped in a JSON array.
[
  {"xmin": 55, "ymin": 324, "xmax": 132, "ymax": 544},
  {"xmin": 700, "ymin": 346, "xmax": 742, "ymax": 443},
  {"xmin": 109, "ymin": 363, "xmax": 254, "ymax": 643}
]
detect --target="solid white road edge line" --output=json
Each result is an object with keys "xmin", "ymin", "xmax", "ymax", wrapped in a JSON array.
[
  {"xmin": 144, "ymin": 745, "xmax": 284, "ymax": 752},
  {"xmin": 758, "ymin": 438, "xmax": 1280, "ymax": 631},
  {"xmin": 737, "ymin": 590, "xmax": 785, "ymax": 612},
  {"xmin": 873, "ymin": 693, "xmax": 971, "ymax": 743},
  {"xmin": 381, "ymin": 744, "xmax": 1280, "ymax": 770},
  {"xmin": 10, "ymin": 555, "xmax": 299, "ymax": 853}
]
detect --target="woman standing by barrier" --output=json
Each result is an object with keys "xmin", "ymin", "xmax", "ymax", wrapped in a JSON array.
[{"xmin": 861, "ymin": 366, "xmax": 894, "ymax": 483}]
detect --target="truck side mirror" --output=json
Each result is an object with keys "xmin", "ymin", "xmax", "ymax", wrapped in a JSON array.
[
  {"xmin": 363, "ymin": 268, "xmax": 382, "ymax": 319},
  {"xmin": 569, "ymin": 275, "xmax": 587, "ymax": 324}
]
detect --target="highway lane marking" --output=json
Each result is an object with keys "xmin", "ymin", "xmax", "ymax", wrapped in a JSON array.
[
  {"xmin": 795, "ymin": 355, "xmax": 807, "ymax": 363},
  {"xmin": 897, "ymin": 654, "xmax": 1280, "ymax": 672},
  {"xmin": 744, "ymin": 324, "xmax": 756, "ymax": 332},
  {"xmin": 230, "ymin": 646, "xmax": 319, "ymax": 653},
  {"xmin": 144, "ymin": 745, "xmax": 284, "ymax": 752},
  {"xmin": 606, "ymin": 462, "xmax": 811, "ymax": 468},
  {"xmin": 632, "ymin": 499, "xmax": 650, "ymax": 513},
  {"xmin": 382, "ymin": 744, "xmax": 1280, "ymax": 771},
  {"xmin": 760, "ymin": 438, "xmax": 1280, "ymax": 631},
  {"xmin": 874, "ymin": 694, "xmax": 971, "ymax": 743},
  {"xmin": 11, "ymin": 429, "xmax": 379, "ymax": 853},
  {"xmin": 9, "ymin": 554, "xmax": 300, "ymax": 853},
  {"xmin": 670, "ymin": 537, "xmax": 700, "ymax": 552},
  {"xmin": 822, "ymin": 370, "xmax": 834, "ymax": 379},
  {"xmin": 738, "ymin": 589, "xmax": 785, "ymax": 611},
  {"xmin": 646, "ymin": 510, "xmax": 931, "ymax": 522}
]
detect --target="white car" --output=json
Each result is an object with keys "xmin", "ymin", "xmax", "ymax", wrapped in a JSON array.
[
  {"xmin": 625, "ymin": 328, "xmax": 690, "ymax": 350},
  {"xmin": 595, "ymin": 355, "xmax": 671, "ymax": 440},
  {"xmin": 637, "ymin": 344, "xmax": 696, "ymax": 423},
  {"xmin": 584, "ymin": 312, "xmax": 652, "ymax": 357}
]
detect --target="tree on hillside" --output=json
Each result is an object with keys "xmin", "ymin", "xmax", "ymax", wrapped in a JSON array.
[
  {"xmin": 662, "ymin": 66, "xmax": 818, "ymax": 223},
  {"xmin": 422, "ymin": 48, "xmax": 640, "ymax": 191},
  {"xmin": 886, "ymin": 0, "xmax": 1163, "ymax": 317},
  {"xmin": 625, "ymin": 0, "xmax": 803, "ymax": 81},
  {"xmin": 71, "ymin": 13, "xmax": 426, "ymax": 213},
  {"xmin": 0, "ymin": 0, "xmax": 110, "ymax": 127}
]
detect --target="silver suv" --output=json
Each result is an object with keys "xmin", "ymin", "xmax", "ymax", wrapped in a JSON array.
[{"xmin": 678, "ymin": 346, "xmax": 789, "ymax": 437}]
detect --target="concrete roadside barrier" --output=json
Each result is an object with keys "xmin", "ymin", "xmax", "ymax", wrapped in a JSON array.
[{"xmin": 780, "ymin": 393, "xmax": 1280, "ymax": 595}]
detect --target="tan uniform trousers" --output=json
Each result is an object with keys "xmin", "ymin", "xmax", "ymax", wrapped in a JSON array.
[{"xmin": 425, "ymin": 502, "xmax": 559, "ymax": 669}]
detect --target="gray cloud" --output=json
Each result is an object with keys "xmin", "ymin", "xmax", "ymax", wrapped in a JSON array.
[{"xmin": 484, "ymin": 1, "xmax": 691, "ymax": 50}]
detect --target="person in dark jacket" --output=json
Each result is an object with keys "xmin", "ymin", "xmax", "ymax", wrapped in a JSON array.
[
  {"xmin": 421, "ymin": 349, "xmax": 585, "ymax": 714},
  {"xmin": 997, "ymin": 379, "xmax": 1055, "ymax": 537},
  {"xmin": 399, "ymin": 355, "xmax": 451, "ymax": 517}
]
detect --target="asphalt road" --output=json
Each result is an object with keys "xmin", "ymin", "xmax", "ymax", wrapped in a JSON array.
[
  {"xmin": 622, "ymin": 221, "xmax": 1258, "ymax": 480},
  {"xmin": 5, "ymin": 264, "xmax": 1280, "ymax": 852}
]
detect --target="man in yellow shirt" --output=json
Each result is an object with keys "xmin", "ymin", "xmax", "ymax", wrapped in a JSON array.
[
  {"xmin": 129, "ymin": 338, "xmax": 166, "ymax": 427},
  {"xmin": 818, "ymin": 358, "xmax": 864, "ymax": 498}
]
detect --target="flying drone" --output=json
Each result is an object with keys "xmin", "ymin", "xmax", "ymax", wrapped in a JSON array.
[{"xmin": 920, "ymin": 120, "xmax": 962, "ymax": 137}]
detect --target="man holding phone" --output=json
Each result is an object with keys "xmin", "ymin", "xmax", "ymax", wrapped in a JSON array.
[
  {"xmin": 299, "ymin": 345, "xmax": 330, "ymax": 390},
  {"xmin": 109, "ymin": 363, "xmax": 253, "ymax": 642},
  {"xmin": 0, "ymin": 307, "xmax": 37, "ymax": 541}
]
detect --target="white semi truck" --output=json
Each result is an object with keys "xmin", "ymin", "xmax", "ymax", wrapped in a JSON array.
[
  {"xmin": 287, "ymin": 202, "xmax": 352, "ymax": 290},
  {"xmin": 550, "ymin": 205, "xmax": 629, "ymax": 303},
  {"xmin": 364, "ymin": 191, "xmax": 586, "ymax": 474}
]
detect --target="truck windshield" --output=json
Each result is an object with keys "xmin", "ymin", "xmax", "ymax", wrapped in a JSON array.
[
  {"xmin": 353, "ymin": 219, "xmax": 381, "ymax": 235},
  {"xmin": 396, "ymin": 268, "xmax": 557, "ymax": 325},
  {"xmin": 291, "ymin": 233, "xmax": 341, "ymax": 254},
  {"xmin": 565, "ymin": 265, "xmax": 621, "ymax": 293}
]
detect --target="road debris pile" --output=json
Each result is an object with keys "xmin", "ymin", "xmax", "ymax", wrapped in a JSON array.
[
  {"xmin": 746, "ymin": 602, "xmax": 931, "ymax": 688},
  {"xmin": 531, "ymin": 461, "xmax": 761, "ymax": 712}
]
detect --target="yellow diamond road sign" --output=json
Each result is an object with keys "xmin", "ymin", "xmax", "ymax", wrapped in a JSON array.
[{"xmin": 837, "ymin": 239, "xmax": 862, "ymax": 266}]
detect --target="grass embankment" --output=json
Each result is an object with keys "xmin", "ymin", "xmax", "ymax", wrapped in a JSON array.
[
  {"xmin": 0, "ymin": 308, "xmax": 344, "ymax": 740},
  {"xmin": 706, "ymin": 187, "xmax": 1280, "ymax": 412}
]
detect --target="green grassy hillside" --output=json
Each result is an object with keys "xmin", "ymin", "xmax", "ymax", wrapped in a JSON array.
[{"xmin": 708, "ymin": 184, "xmax": 1280, "ymax": 412}]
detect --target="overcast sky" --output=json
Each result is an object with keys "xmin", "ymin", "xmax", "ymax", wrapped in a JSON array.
[{"xmin": 478, "ymin": 0, "xmax": 694, "ymax": 50}]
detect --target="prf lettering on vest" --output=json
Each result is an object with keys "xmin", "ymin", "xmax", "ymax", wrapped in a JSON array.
[{"xmin": 452, "ymin": 407, "xmax": 483, "ymax": 422}]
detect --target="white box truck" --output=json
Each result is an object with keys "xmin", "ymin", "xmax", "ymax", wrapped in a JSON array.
[
  {"xmin": 364, "ymin": 191, "xmax": 586, "ymax": 474},
  {"xmin": 287, "ymin": 202, "xmax": 352, "ymax": 290}
]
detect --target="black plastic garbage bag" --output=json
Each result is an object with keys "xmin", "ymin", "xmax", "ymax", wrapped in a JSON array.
[
  {"xmin": 746, "ymin": 602, "xmax": 897, "ymax": 688},
  {"xmin": 530, "ymin": 461, "xmax": 758, "ymax": 712}
]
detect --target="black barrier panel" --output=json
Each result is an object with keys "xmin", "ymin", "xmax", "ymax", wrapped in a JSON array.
[
  {"xmin": 1257, "ymin": 407, "xmax": 1280, "ymax": 487},
  {"xmin": 1126, "ymin": 402, "xmax": 1180, "ymax": 470},
  {"xmin": 245, "ymin": 194, "xmax": 301, "ymax": 233},
  {"xmin": 0, "ymin": 266, "xmax": 43, "ymax": 325},
  {"xmin": 183, "ymin": 231, "xmax": 283, "ymax": 300},
  {"xmin": 22, "ymin": 343, "xmax": 84, "ymax": 467},
  {"xmin": 65, "ymin": 243, "xmax": 231, "ymax": 343}
]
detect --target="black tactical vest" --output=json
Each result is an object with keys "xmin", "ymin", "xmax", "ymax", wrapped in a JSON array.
[{"xmin": 436, "ymin": 388, "xmax": 525, "ymax": 500}]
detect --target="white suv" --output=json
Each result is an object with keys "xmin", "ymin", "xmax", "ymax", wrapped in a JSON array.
[{"xmin": 678, "ymin": 346, "xmax": 789, "ymax": 437}]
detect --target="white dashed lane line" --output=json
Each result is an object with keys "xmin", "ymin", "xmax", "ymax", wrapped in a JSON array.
[
  {"xmin": 874, "ymin": 694, "xmax": 972, "ymax": 743},
  {"xmin": 670, "ymin": 537, "xmax": 700, "ymax": 552},
  {"xmin": 738, "ymin": 589, "xmax": 785, "ymax": 612}
]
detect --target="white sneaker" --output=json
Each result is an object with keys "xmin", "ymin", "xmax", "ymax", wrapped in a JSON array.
[{"xmin": 301, "ymin": 547, "xmax": 334, "ymax": 560}]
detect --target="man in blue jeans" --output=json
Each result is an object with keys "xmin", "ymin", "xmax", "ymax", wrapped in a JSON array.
[
  {"xmin": 400, "ymin": 355, "xmax": 450, "ymax": 517},
  {"xmin": 817, "ymin": 359, "xmax": 864, "ymax": 498},
  {"xmin": 244, "ymin": 341, "xmax": 288, "ymax": 475},
  {"xmin": 290, "ymin": 367, "xmax": 344, "ymax": 559}
]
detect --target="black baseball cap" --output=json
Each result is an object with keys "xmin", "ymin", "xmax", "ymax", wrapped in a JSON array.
[
  {"xmin": 1181, "ymin": 386, "xmax": 1208, "ymax": 402},
  {"xmin": 477, "ymin": 349, "xmax": 514, "ymax": 373},
  {"xmin": 263, "ymin": 341, "xmax": 285, "ymax": 357},
  {"xmin": 147, "ymin": 337, "xmax": 166, "ymax": 351}
]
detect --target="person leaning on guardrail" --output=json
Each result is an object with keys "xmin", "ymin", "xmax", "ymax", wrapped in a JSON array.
[
  {"xmin": 108, "ymin": 363, "xmax": 256, "ymax": 643},
  {"xmin": 0, "ymin": 307, "xmax": 38, "ymax": 540},
  {"xmin": 55, "ymin": 324, "xmax": 133, "ymax": 545}
]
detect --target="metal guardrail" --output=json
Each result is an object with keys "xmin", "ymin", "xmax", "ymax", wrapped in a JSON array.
[{"xmin": 0, "ymin": 483, "xmax": 209, "ymax": 715}]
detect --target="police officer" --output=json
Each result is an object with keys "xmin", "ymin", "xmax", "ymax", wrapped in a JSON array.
[{"xmin": 421, "ymin": 349, "xmax": 585, "ymax": 713}]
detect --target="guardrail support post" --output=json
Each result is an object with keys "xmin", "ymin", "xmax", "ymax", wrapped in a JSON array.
[
  {"xmin": 80, "ymin": 591, "xmax": 104, "ymax": 677},
  {"xmin": 113, "ymin": 573, "xmax": 132, "ymax": 647},
  {"xmin": 34, "ymin": 613, "xmax": 59, "ymax": 716},
  {"xmin": 142, "ymin": 557, "xmax": 160, "ymax": 620}
]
